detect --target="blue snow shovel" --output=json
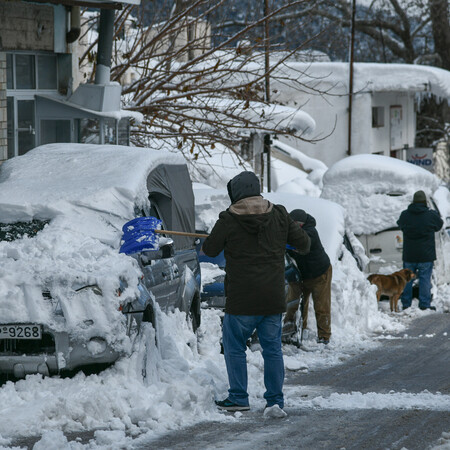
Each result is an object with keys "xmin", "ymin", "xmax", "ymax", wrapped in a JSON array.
[{"xmin": 119, "ymin": 216, "xmax": 208, "ymax": 255}]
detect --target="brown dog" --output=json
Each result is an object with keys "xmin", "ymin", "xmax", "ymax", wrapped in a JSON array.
[{"xmin": 367, "ymin": 269, "xmax": 416, "ymax": 312}]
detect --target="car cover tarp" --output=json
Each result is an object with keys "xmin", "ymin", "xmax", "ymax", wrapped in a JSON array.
[{"xmin": 147, "ymin": 164, "xmax": 195, "ymax": 250}]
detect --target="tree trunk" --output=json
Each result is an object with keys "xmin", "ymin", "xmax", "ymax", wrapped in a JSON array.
[{"xmin": 429, "ymin": 0, "xmax": 450, "ymax": 70}]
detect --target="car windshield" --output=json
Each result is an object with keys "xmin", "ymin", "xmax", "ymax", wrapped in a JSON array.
[{"xmin": 0, "ymin": 220, "xmax": 50, "ymax": 242}]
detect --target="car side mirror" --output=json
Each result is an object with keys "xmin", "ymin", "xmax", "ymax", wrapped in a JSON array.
[
  {"xmin": 161, "ymin": 242, "xmax": 175, "ymax": 259},
  {"xmin": 138, "ymin": 238, "xmax": 174, "ymax": 265}
]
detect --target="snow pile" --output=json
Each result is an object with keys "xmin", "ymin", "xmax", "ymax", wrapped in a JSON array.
[
  {"xmin": 321, "ymin": 154, "xmax": 441, "ymax": 235},
  {"xmin": 271, "ymin": 160, "xmax": 322, "ymax": 197},
  {"xmin": 285, "ymin": 388, "xmax": 450, "ymax": 411},
  {"xmin": 434, "ymin": 185, "xmax": 450, "ymax": 226},
  {"xmin": 0, "ymin": 274, "xmax": 428, "ymax": 449}
]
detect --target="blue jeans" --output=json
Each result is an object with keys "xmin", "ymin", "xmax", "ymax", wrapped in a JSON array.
[
  {"xmin": 222, "ymin": 313, "xmax": 284, "ymax": 408},
  {"xmin": 401, "ymin": 261, "xmax": 434, "ymax": 309}
]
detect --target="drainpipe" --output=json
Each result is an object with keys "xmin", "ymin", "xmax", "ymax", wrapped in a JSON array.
[
  {"xmin": 66, "ymin": 6, "xmax": 81, "ymax": 44},
  {"xmin": 95, "ymin": 9, "xmax": 115, "ymax": 85},
  {"xmin": 347, "ymin": 0, "xmax": 356, "ymax": 156}
]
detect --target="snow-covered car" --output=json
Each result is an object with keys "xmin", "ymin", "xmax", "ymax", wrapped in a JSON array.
[
  {"xmin": 0, "ymin": 144, "xmax": 201, "ymax": 378},
  {"xmin": 194, "ymin": 187, "xmax": 366, "ymax": 309},
  {"xmin": 321, "ymin": 154, "xmax": 450, "ymax": 283}
]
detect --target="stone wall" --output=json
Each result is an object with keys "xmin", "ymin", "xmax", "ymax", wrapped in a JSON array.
[
  {"xmin": 0, "ymin": 52, "xmax": 6, "ymax": 163},
  {"xmin": 0, "ymin": 2, "xmax": 54, "ymax": 51}
]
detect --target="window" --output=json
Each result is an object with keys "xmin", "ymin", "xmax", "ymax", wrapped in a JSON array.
[
  {"xmin": 7, "ymin": 53, "xmax": 58, "ymax": 91},
  {"xmin": 6, "ymin": 54, "xmax": 14, "ymax": 89},
  {"xmin": 372, "ymin": 106, "xmax": 385, "ymax": 128},
  {"xmin": 103, "ymin": 118, "xmax": 116, "ymax": 145},
  {"xmin": 7, "ymin": 97, "xmax": 14, "ymax": 159},
  {"xmin": 16, "ymin": 54, "xmax": 36, "ymax": 90},
  {"xmin": 17, "ymin": 100, "xmax": 36, "ymax": 155},
  {"xmin": 78, "ymin": 118, "xmax": 100, "ymax": 144},
  {"xmin": 118, "ymin": 119, "xmax": 129, "ymax": 146},
  {"xmin": 6, "ymin": 52, "xmax": 59, "ymax": 158},
  {"xmin": 37, "ymin": 55, "xmax": 57, "ymax": 90},
  {"xmin": 40, "ymin": 120, "xmax": 71, "ymax": 145}
]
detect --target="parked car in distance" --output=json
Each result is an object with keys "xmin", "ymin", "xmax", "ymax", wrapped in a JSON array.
[
  {"xmin": 0, "ymin": 143, "xmax": 201, "ymax": 379},
  {"xmin": 321, "ymin": 154, "xmax": 450, "ymax": 284}
]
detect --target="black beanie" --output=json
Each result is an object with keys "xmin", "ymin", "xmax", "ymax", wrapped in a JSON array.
[
  {"xmin": 413, "ymin": 190, "xmax": 427, "ymax": 204},
  {"xmin": 227, "ymin": 171, "xmax": 261, "ymax": 203},
  {"xmin": 290, "ymin": 209, "xmax": 307, "ymax": 224}
]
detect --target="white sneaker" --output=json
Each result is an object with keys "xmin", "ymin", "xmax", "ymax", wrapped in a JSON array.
[{"xmin": 263, "ymin": 404, "xmax": 287, "ymax": 418}]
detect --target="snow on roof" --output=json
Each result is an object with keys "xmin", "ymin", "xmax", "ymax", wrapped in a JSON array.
[
  {"xmin": 0, "ymin": 143, "xmax": 184, "ymax": 223},
  {"xmin": 321, "ymin": 154, "xmax": 441, "ymax": 235},
  {"xmin": 272, "ymin": 139, "xmax": 328, "ymax": 173},
  {"xmin": 276, "ymin": 62, "xmax": 450, "ymax": 100},
  {"xmin": 145, "ymin": 96, "xmax": 316, "ymax": 136}
]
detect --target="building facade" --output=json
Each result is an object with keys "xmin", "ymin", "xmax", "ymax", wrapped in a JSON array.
[{"xmin": 0, "ymin": 0, "xmax": 138, "ymax": 164}]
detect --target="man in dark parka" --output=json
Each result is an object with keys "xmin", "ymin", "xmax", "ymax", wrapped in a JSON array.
[
  {"xmin": 397, "ymin": 190, "xmax": 443, "ymax": 310},
  {"xmin": 202, "ymin": 171, "xmax": 310, "ymax": 415}
]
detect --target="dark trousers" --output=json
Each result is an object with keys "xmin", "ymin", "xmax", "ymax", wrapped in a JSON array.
[{"xmin": 284, "ymin": 265, "xmax": 332, "ymax": 340}]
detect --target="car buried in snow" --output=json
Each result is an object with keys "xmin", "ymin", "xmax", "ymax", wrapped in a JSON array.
[
  {"xmin": 321, "ymin": 154, "xmax": 450, "ymax": 284},
  {"xmin": 0, "ymin": 144, "xmax": 201, "ymax": 379}
]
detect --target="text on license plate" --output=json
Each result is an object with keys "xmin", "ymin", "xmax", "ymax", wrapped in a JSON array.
[{"xmin": 0, "ymin": 324, "xmax": 42, "ymax": 340}]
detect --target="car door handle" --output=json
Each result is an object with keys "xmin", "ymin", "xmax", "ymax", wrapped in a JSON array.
[
  {"xmin": 369, "ymin": 248, "xmax": 382, "ymax": 254},
  {"xmin": 162, "ymin": 271, "xmax": 169, "ymax": 279},
  {"xmin": 174, "ymin": 268, "xmax": 179, "ymax": 275}
]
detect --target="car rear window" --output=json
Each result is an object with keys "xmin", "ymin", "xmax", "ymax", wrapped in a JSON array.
[{"xmin": 0, "ymin": 220, "xmax": 50, "ymax": 242}]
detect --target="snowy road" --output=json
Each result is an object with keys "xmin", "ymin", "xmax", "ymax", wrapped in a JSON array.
[{"xmin": 139, "ymin": 313, "xmax": 450, "ymax": 450}]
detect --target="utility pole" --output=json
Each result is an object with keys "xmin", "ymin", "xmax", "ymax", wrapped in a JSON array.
[
  {"xmin": 347, "ymin": 0, "xmax": 356, "ymax": 156},
  {"xmin": 264, "ymin": 0, "xmax": 271, "ymax": 191}
]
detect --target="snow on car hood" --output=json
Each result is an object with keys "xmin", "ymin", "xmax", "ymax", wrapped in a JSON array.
[
  {"xmin": 321, "ymin": 154, "xmax": 441, "ymax": 235},
  {"xmin": 0, "ymin": 144, "xmax": 184, "ymax": 347}
]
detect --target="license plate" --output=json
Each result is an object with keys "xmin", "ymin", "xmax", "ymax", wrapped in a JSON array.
[{"xmin": 0, "ymin": 324, "xmax": 42, "ymax": 340}]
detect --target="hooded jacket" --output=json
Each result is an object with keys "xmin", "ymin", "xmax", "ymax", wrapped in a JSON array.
[
  {"xmin": 397, "ymin": 202, "xmax": 443, "ymax": 262},
  {"xmin": 202, "ymin": 196, "xmax": 310, "ymax": 315},
  {"xmin": 287, "ymin": 213, "xmax": 330, "ymax": 280}
]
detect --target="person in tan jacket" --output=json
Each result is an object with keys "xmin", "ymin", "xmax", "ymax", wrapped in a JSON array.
[{"xmin": 283, "ymin": 209, "xmax": 332, "ymax": 345}]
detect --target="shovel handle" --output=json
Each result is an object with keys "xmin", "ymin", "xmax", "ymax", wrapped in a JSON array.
[{"xmin": 154, "ymin": 229, "xmax": 209, "ymax": 238}]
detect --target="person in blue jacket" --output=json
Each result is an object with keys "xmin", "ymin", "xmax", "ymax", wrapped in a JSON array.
[{"xmin": 397, "ymin": 190, "xmax": 443, "ymax": 311}]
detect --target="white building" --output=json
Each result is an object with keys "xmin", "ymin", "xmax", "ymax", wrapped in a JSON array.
[{"xmin": 271, "ymin": 62, "xmax": 450, "ymax": 168}]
